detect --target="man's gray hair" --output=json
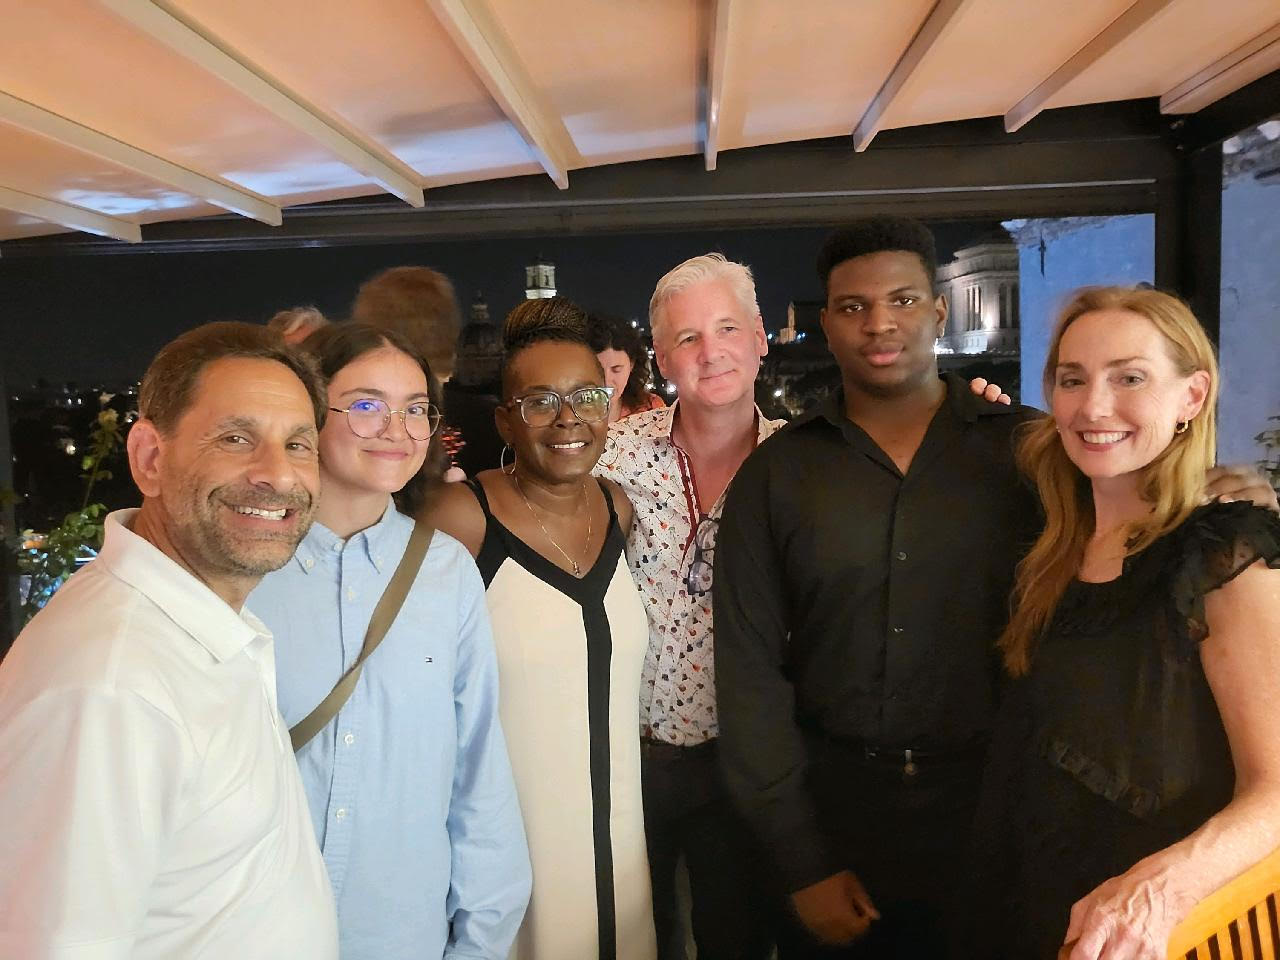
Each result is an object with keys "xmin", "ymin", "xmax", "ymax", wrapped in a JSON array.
[{"xmin": 648, "ymin": 253, "xmax": 760, "ymax": 343}]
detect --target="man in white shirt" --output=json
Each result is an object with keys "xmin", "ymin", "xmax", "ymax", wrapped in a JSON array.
[{"xmin": 0, "ymin": 322, "xmax": 339, "ymax": 960}]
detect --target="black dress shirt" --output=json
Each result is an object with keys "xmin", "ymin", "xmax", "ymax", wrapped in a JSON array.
[{"xmin": 713, "ymin": 373, "xmax": 1042, "ymax": 891}]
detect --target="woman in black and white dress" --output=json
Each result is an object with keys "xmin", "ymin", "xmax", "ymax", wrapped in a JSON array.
[{"xmin": 427, "ymin": 297, "xmax": 656, "ymax": 960}]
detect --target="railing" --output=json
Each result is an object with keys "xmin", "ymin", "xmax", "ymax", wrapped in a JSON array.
[{"xmin": 1168, "ymin": 847, "xmax": 1280, "ymax": 959}]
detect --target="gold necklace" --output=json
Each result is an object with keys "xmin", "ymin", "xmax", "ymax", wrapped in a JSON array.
[{"xmin": 512, "ymin": 474, "xmax": 593, "ymax": 577}]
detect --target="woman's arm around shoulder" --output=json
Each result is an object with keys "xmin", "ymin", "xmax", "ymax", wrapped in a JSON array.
[{"xmin": 420, "ymin": 475, "xmax": 488, "ymax": 560}]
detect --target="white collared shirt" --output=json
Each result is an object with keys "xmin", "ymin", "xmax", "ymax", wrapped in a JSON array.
[
  {"xmin": 596, "ymin": 402, "xmax": 784, "ymax": 746},
  {"xmin": 0, "ymin": 510, "xmax": 338, "ymax": 960}
]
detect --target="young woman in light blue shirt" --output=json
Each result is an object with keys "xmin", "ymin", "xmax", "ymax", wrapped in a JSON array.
[{"xmin": 248, "ymin": 322, "xmax": 531, "ymax": 960}]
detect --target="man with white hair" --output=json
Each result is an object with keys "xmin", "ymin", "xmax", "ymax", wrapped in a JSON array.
[{"xmin": 596, "ymin": 253, "xmax": 781, "ymax": 960}]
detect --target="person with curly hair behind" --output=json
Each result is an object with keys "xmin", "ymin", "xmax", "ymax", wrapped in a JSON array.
[
  {"xmin": 973, "ymin": 286, "xmax": 1280, "ymax": 959},
  {"xmin": 587, "ymin": 313, "xmax": 665, "ymax": 423}
]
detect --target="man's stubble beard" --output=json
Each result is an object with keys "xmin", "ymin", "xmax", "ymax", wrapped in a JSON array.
[{"xmin": 173, "ymin": 478, "xmax": 316, "ymax": 579}]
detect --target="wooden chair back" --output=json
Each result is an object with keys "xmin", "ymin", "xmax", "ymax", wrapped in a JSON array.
[
  {"xmin": 1167, "ymin": 847, "xmax": 1280, "ymax": 959},
  {"xmin": 1056, "ymin": 848, "xmax": 1280, "ymax": 960}
]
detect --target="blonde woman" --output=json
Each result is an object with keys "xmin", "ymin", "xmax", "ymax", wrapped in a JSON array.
[{"xmin": 974, "ymin": 287, "xmax": 1280, "ymax": 959}]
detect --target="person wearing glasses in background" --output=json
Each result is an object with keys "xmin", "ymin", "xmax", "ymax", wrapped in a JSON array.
[
  {"xmin": 249, "ymin": 322, "xmax": 531, "ymax": 960},
  {"xmin": 427, "ymin": 297, "xmax": 657, "ymax": 960}
]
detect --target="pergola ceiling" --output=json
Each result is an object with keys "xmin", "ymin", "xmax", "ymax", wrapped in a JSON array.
[{"xmin": 1, "ymin": 0, "xmax": 1277, "ymax": 245}]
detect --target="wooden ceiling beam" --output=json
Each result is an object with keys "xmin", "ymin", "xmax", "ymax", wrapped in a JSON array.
[
  {"xmin": 427, "ymin": 0, "xmax": 575, "ymax": 189},
  {"xmin": 100, "ymin": 0, "xmax": 425, "ymax": 207},
  {"xmin": 703, "ymin": 0, "xmax": 736, "ymax": 171},
  {"xmin": 852, "ymin": 0, "xmax": 975, "ymax": 152},
  {"xmin": 1005, "ymin": 0, "xmax": 1177, "ymax": 133},
  {"xmin": 0, "ymin": 185, "xmax": 141, "ymax": 243},
  {"xmin": 0, "ymin": 91, "xmax": 281, "ymax": 225},
  {"xmin": 1161, "ymin": 21, "xmax": 1280, "ymax": 115}
]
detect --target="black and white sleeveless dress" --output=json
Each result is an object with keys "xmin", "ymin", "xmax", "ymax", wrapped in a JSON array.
[{"xmin": 466, "ymin": 479, "xmax": 656, "ymax": 960}]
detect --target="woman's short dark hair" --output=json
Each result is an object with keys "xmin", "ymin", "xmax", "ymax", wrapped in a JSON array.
[
  {"xmin": 139, "ymin": 321, "xmax": 326, "ymax": 435},
  {"xmin": 586, "ymin": 313, "xmax": 650, "ymax": 411},
  {"xmin": 500, "ymin": 296, "xmax": 596, "ymax": 397},
  {"xmin": 816, "ymin": 216, "xmax": 939, "ymax": 296}
]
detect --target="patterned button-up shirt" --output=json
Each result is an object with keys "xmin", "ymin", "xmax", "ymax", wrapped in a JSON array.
[{"xmin": 596, "ymin": 403, "xmax": 784, "ymax": 745}]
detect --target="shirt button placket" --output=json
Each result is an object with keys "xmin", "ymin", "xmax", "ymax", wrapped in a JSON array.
[{"xmin": 325, "ymin": 550, "xmax": 363, "ymax": 895}]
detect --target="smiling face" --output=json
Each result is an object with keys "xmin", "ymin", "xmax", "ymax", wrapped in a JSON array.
[
  {"xmin": 145, "ymin": 356, "xmax": 321, "ymax": 582},
  {"xmin": 820, "ymin": 250, "xmax": 946, "ymax": 398},
  {"xmin": 597, "ymin": 347, "xmax": 633, "ymax": 421},
  {"xmin": 319, "ymin": 345, "xmax": 432, "ymax": 500},
  {"xmin": 653, "ymin": 278, "xmax": 767, "ymax": 411},
  {"xmin": 1051, "ymin": 309, "xmax": 1209, "ymax": 485},
  {"xmin": 497, "ymin": 340, "xmax": 609, "ymax": 484}
]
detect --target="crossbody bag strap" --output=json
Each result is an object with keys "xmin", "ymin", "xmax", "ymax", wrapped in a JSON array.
[{"xmin": 288, "ymin": 520, "xmax": 435, "ymax": 752}]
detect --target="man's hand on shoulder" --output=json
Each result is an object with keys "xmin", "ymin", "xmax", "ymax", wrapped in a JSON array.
[
  {"xmin": 1204, "ymin": 464, "xmax": 1280, "ymax": 513},
  {"xmin": 790, "ymin": 870, "xmax": 879, "ymax": 945}
]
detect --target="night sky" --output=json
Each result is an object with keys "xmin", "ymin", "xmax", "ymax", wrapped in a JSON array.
[{"xmin": 1, "ymin": 220, "xmax": 993, "ymax": 387}]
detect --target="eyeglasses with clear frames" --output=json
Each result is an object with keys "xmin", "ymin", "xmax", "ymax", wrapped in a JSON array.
[
  {"xmin": 328, "ymin": 397, "xmax": 442, "ymax": 441},
  {"xmin": 506, "ymin": 386, "xmax": 615, "ymax": 427}
]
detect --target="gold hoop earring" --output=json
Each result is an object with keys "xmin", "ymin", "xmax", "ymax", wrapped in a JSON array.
[
  {"xmin": 499, "ymin": 444, "xmax": 516, "ymax": 475},
  {"xmin": 1175, "ymin": 420, "xmax": 1190, "ymax": 435}
]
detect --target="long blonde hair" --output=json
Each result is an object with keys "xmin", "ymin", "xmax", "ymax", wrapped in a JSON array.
[{"xmin": 999, "ymin": 286, "xmax": 1219, "ymax": 675}]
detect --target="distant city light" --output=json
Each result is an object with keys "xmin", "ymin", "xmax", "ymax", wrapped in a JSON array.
[
  {"xmin": 773, "ymin": 388, "xmax": 783, "ymax": 398},
  {"xmin": 766, "ymin": 333, "xmax": 775, "ymax": 341},
  {"xmin": 630, "ymin": 320, "xmax": 639, "ymax": 328},
  {"xmin": 63, "ymin": 441, "xmax": 77, "ymax": 456},
  {"xmin": 795, "ymin": 332, "xmax": 807, "ymax": 342},
  {"xmin": 664, "ymin": 382, "xmax": 677, "ymax": 396}
]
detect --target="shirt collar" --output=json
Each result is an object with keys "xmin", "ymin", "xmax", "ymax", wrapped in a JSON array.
[
  {"xmin": 659, "ymin": 399, "xmax": 778, "ymax": 446},
  {"xmin": 293, "ymin": 497, "xmax": 400, "ymax": 574},
  {"xmin": 803, "ymin": 373, "xmax": 1021, "ymax": 430},
  {"xmin": 97, "ymin": 509, "xmax": 267, "ymax": 663}
]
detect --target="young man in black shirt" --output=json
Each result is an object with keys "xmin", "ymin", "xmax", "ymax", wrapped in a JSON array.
[
  {"xmin": 714, "ymin": 217, "xmax": 1036, "ymax": 956},
  {"xmin": 713, "ymin": 217, "xmax": 1277, "ymax": 957}
]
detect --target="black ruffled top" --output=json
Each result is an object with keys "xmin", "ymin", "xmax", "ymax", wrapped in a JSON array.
[{"xmin": 971, "ymin": 501, "xmax": 1280, "ymax": 958}]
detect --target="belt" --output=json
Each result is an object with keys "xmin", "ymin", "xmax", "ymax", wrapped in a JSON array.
[
  {"xmin": 640, "ymin": 737, "xmax": 717, "ymax": 760},
  {"xmin": 817, "ymin": 735, "xmax": 988, "ymax": 779}
]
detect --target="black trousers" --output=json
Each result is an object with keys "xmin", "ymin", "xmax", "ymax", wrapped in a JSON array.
[
  {"xmin": 641, "ymin": 738, "xmax": 775, "ymax": 960},
  {"xmin": 777, "ymin": 738, "xmax": 987, "ymax": 960}
]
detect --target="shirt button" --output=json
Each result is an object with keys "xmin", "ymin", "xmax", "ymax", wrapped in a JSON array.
[
  {"xmin": 896, "ymin": 550, "xmax": 908, "ymax": 561},
  {"xmin": 332, "ymin": 542, "xmax": 342, "ymax": 553},
  {"xmin": 303, "ymin": 557, "xmax": 314, "ymax": 569},
  {"xmin": 345, "ymin": 587, "xmax": 357, "ymax": 602},
  {"xmin": 335, "ymin": 807, "xmax": 348, "ymax": 820},
  {"xmin": 343, "ymin": 732, "xmax": 355, "ymax": 746}
]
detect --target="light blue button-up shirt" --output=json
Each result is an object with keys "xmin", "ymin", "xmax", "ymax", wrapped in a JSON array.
[{"xmin": 249, "ymin": 502, "xmax": 530, "ymax": 960}]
